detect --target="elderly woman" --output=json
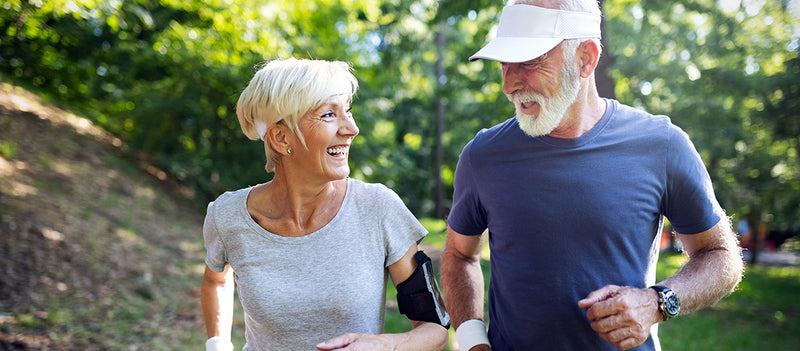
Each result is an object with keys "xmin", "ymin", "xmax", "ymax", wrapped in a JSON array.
[{"xmin": 200, "ymin": 58, "xmax": 449, "ymax": 351}]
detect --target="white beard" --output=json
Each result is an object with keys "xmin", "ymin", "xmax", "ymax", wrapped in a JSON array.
[{"xmin": 508, "ymin": 59, "xmax": 581, "ymax": 138}]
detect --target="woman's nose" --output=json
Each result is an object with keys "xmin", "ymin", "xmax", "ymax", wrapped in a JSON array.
[{"xmin": 340, "ymin": 114, "xmax": 359, "ymax": 137}]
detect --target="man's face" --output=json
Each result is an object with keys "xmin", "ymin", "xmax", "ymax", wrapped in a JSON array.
[{"xmin": 502, "ymin": 43, "xmax": 581, "ymax": 137}]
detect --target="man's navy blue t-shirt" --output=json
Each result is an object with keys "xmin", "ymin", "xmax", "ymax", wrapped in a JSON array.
[{"xmin": 448, "ymin": 99, "xmax": 722, "ymax": 351}]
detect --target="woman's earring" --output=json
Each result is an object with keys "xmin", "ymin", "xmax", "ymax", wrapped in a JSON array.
[{"xmin": 287, "ymin": 148, "xmax": 292, "ymax": 155}]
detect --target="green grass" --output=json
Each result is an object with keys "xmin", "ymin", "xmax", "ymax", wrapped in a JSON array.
[
  {"xmin": 385, "ymin": 219, "xmax": 800, "ymax": 350},
  {"xmin": 0, "ymin": 141, "xmax": 16, "ymax": 158},
  {"xmin": 657, "ymin": 253, "xmax": 800, "ymax": 350}
]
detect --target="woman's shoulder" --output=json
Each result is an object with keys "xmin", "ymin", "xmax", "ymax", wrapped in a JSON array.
[
  {"xmin": 347, "ymin": 178, "xmax": 396, "ymax": 198},
  {"xmin": 346, "ymin": 179, "xmax": 407, "ymax": 211},
  {"xmin": 208, "ymin": 186, "xmax": 252, "ymax": 213}
]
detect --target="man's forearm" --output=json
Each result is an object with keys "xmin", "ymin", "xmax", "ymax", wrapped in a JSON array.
[
  {"xmin": 662, "ymin": 220, "xmax": 744, "ymax": 314},
  {"xmin": 441, "ymin": 249, "xmax": 486, "ymax": 328}
]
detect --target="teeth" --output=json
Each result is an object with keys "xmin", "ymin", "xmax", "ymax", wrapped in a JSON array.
[{"xmin": 326, "ymin": 146, "xmax": 348, "ymax": 155}]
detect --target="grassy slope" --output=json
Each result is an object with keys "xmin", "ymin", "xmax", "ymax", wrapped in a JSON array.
[{"xmin": 0, "ymin": 81, "xmax": 210, "ymax": 350}]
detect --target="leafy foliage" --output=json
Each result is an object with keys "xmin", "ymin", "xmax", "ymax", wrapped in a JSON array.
[
  {"xmin": 602, "ymin": 0, "xmax": 800, "ymax": 233},
  {"xmin": 1, "ymin": 0, "xmax": 797, "ymax": 232}
]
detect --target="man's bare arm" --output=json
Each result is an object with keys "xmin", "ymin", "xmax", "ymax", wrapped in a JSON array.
[
  {"xmin": 663, "ymin": 216, "xmax": 744, "ymax": 313},
  {"xmin": 442, "ymin": 227, "xmax": 492, "ymax": 351},
  {"xmin": 579, "ymin": 216, "xmax": 744, "ymax": 350}
]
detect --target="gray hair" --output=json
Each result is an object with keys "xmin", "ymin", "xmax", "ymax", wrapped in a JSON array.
[{"xmin": 236, "ymin": 58, "xmax": 358, "ymax": 173}]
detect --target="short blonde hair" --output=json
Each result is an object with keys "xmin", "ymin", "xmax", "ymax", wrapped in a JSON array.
[{"xmin": 236, "ymin": 57, "xmax": 358, "ymax": 173}]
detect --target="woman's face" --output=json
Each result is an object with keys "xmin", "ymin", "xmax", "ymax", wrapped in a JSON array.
[{"xmin": 293, "ymin": 94, "xmax": 359, "ymax": 182}]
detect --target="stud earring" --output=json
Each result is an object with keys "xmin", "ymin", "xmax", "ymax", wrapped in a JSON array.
[{"xmin": 287, "ymin": 148, "xmax": 292, "ymax": 155}]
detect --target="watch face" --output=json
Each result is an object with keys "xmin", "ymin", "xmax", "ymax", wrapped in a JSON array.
[{"xmin": 665, "ymin": 292, "xmax": 681, "ymax": 316}]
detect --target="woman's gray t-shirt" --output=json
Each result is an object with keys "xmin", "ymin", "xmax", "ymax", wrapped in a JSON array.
[{"xmin": 204, "ymin": 178, "xmax": 427, "ymax": 350}]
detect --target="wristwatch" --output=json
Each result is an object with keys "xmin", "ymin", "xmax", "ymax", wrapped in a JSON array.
[{"xmin": 649, "ymin": 285, "xmax": 680, "ymax": 321}]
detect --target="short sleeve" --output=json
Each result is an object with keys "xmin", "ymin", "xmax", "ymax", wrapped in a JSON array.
[
  {"xmin": 447, "ymin": 139, "xmax": 488, "ymax": 236},
  {"xmin": 203, "ymin": 201, "xmax": 228, "ymax": 272},
  {"xmin": 379, "ymin": 185, "xmax": 428, "ymax": 267},
  {"xmin": 663, "ymin": 126, "xmax": 723, "ymax": 234}
]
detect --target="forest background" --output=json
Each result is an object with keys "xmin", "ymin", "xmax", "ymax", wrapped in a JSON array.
[
  {"xmin": 0, "ymin": 0, "xmax": 800, "ymax": 350},
  {"xmin": 0, "ymin": 0, "xmax": 799, "ymax": 349},
  {"xmin": 2, "ymin": 0, "xmax": 799, "ymax": 245}
]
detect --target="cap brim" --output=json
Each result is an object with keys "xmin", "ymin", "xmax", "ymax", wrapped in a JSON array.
[{"xmin": 469, "ymin": 37, "xmax": 563, "ymax": 63}]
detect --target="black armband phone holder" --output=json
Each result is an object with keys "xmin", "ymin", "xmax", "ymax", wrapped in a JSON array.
[{"xmin": 396, "ymin": 251, "xmax": 451, "ymax": 329}]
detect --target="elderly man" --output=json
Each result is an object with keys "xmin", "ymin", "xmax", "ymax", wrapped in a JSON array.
[{"xmin": 441, "ymin": 1, "xmax": 744, "ymax": 350}]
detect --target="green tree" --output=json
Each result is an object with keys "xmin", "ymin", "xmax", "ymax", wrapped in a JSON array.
[
  {"xmin": 2, "ymin": 0, "xmax": 797, "ymax": 236},
  {"xmin": 601, "ymin": 0, "xmax": 800, "ymax": 260}
]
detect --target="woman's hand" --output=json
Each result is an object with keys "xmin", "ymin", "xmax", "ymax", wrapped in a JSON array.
[
  {"xmin": 316, "ymin": 321, "xmax": 447, "ymax": 351},
  {"xmin": 316, "ymin": 333, "xmax": 396, "ymax": 351},
  {"xmin": 316, "ymin": 244, "xmax": 449, "ymax": 351}
]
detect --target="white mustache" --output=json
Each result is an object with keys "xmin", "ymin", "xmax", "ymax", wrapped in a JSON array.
[{"xmin": 507, "ymin": 91, "xmax": 548, "ymax": 106}]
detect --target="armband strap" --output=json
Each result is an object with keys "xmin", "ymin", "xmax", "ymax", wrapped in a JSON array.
[{"xmin": 396, "ymin": 250, "xmax": 451, "ymax": 329}]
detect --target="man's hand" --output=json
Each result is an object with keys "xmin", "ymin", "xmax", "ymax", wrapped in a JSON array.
[{"xmin": 578, "ymin": 285, "xmax": 662, "ymax": 350}]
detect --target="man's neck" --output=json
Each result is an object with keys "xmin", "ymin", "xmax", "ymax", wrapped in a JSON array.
[{"xmin": 548, "ymin": 84, "xmax": 606, "ymax": 139}]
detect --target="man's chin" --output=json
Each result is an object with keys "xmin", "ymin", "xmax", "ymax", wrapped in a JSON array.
[{"xmin": 517, "ymin": 112, "xmax": 561, "ymax": 138}]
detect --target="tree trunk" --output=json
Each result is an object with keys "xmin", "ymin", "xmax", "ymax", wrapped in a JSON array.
[
  {"xmin": 750, "ymin": 220, "xmax": 770, "ymax": 264},
  {"xmin": 434, "ymin": 23, "xmax": 446, "ymax": 218},
  {"xmin": 596, "ymin": 0, "xmax": 617, "ymax": 99},
  {"xmin": 746, "ymin": 214, "xmax": 762, "ymax": 264}
]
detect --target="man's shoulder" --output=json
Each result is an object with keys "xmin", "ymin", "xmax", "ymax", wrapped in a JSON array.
[
  {"xmin": 479, "ymin": 116, "xmax": 518, "ymax": 135},
  {"xmin": 605, "ymin": 99, "xmax": 683, "ymax": 137},
  {"xmin": 470, "ymin": 116, "xmax": 519, "ymax": 147},
  {"xmin": 610, "ymin": 99, "xmax": 671, "ymax": 125}
]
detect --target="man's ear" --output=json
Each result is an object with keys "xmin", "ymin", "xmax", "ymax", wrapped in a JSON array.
[
  {"xmin": 578, "ymin": 40, "xmax": 601, "ymax": 78},
  {"xmin": 266, "ymin": 123, "xmax": 292, "ymax": 156}
]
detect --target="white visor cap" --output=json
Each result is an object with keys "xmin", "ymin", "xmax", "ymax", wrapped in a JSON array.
[{"xmin": 469, "ymin": 5, "xmax": 601, "ymax": 63}]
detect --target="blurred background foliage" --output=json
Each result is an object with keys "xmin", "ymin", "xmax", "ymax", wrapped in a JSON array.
[{"xmin": 1, "ymin": 0, "xmax": 798, "ymax": 238}]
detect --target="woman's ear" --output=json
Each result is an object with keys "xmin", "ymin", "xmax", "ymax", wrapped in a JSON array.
[
  {"xmin": 266, "ymin": 123, "xmax": 292, "ymax": 156},
  {"xmin": 578, "ymin": 40, "xmax": 601, "ymax": 78}
]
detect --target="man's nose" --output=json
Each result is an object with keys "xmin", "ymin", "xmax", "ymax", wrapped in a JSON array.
[{"xmin": 502, "ymin": 63, "xmax": 523, "ymax": 95}]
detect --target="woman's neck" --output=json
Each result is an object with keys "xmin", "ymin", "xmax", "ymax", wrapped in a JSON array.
[{"xmin": 248, "ymin": 174, "xmax": 347, "ymax": 237}]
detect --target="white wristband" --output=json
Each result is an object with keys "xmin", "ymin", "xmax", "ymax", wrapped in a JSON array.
[
  {"xmin": 206, "ymin": 336, "xmax": 234, "ymax": 351},
  {"xmin": 455, "ymin": 319, "xmax": 490, "ymax": 351}
]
